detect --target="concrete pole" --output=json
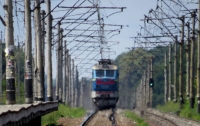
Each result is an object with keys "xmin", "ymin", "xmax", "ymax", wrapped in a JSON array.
[
  {"xmin": 14, "ymin": 47, "xmax": 17, "ymax": 98},
  {"xmin": 33, "ymin": 2, "xmax": 37, "ymax": 101},
  {"xmin": 75, "ymin": 66, "xmax": 78, "ymax": 107},
  {"xmin": 139, "ymin": 80, "xmax": 142, "ymax": 108},
  {"xmin": 136, "ymin": 83, "xmax": 138, "ymax": 108},
  {"xmin": 164, "ymin": 52, "xmax": 167, "ymax": 103},
  {"xmin": 147, "ymin": 61, "xmax": 150, "ymax": 107},
  {"xmin": 145, "ymin": 67, "xmax": 148, "ymax": 108},
  {"xmin": 168, "ymin": 43, "xmax": 171, "ymax": 101},
  {"xmin": 41, "ymin": 10, "xmax": 46, "ymax": 101},
  {"xmin": 144, "ymin": 70, "xmax": 147, "ymax": 109},
  {"xmin": 82, "ymin": 78, "xmax": 86, "ymax": 108},
  {"xmin": 174, "ymin": 36, "xmax": 177, "ymax": 102},
  {"xmin": 179, "ymin": 15, "xmax": 185, "ymax": 107},
  {"xmin": 140, "ymin": 79, "xmax": 143, "ymax": 108},
  {"xmin": 35, "ymin": 0, "xmax": 43, "ymax": 102},
  {"xmin": 0, "ymin": 39, "xmax": 2, "ymax": 98},
  {"xmin": 80, "ymin": 77, "xmax": 84, "ymax": 107},
  {"xmin": 65, "ymin": 49, "xmax": 69, "ymax": 104},
  {"xmin": 56, "ymin": 21, "xmax": 61, "ymax": 101},
  {"xmin": 72, "ymin": 59, "xmax": 74, "ymax": 107},
  {"xmin": 150, "ymin": 57, "xmax": 153, "ymax": 107},
  {"xmin": 68, "ymin": 55, "xmax": 71, "ymax": 106},
  {"xmin": 134, "ymin": 88, "xmax": 136, "ymax": 108},
  {"xmin": 32, "ymin": 57, "xmax": 35, "ymax": 101},
  {"xmin": 78, "ymin": 80, "xmax": 81, "ymax": 107},
  {"xmin": 46, "ymin": 0, "xmax": 53, "ymax": 101},
  {"xmin": 24, "ymin": 0, "xmax": 33, "ymax": 103},
  {"xmin": 186, "ymin": 22, "xmax": 190, "ymax": 100},
  {"xmin": 197, "ymin": 0, "xmax": 200, "ymax": 113},
  {"xmin": 17, "ymin": 40, "xmax": 20, "ymax": 98},
  {"xmin": 77, "ymin": 68, "xmax": 80, "ymax": 107},
  {"xmin": 59, "ymin": 28, "xmax": 63, "ymax": 102},
  {"xmin": 63, "ymin": 40, "xmax": 67, "ymax": 103},
  {"xmin": 140, "ymin": 73, "xmax": 146, "ymax": 110},
  {"xmin": 4, "ymin": 0, "xmax": 15, "ymax": 104},
  {"xmin": 190, "ymin": 11, "xmax": 196, "ymax": 108}
]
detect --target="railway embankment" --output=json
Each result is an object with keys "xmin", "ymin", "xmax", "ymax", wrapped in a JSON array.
[{"xmin": 134, "ymin": 108, "xmax": 200, "ymax": 126}]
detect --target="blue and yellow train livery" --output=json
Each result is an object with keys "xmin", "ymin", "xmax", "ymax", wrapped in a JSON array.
[{"xmin": 91, "ymin": 59, "xmax": 119, "ymax": 109}]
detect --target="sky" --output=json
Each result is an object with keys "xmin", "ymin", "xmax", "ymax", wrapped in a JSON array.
[{"xmin": 0, "ymin": 0, "xmax": 167, "ymax": 79}]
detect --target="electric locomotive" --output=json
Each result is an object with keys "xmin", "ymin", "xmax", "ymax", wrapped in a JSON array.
[{"xmin": 91, "ymin": 59, "xmax": 119, "ymax": 109}]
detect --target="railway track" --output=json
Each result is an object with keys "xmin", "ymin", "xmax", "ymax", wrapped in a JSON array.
[
  {"xmin": 145, "ymin": 110, "xmax": 178, "ymax": 126},
  {"xmin": 80, "ymin": 109, "xmax": 117, "ymax": 126},
  {"xmin": 134, "ymin": 108, "xmax": 200, "ymax": 126}
]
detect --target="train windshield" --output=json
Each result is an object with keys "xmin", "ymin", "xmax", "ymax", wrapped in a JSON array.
[
  {"xmin": 96, "ymin": 70, "xmax": 104, "ymax": 77},
  {"xmin": 106, "ymin": 70, "xmax": 115, "ymax": 77}
]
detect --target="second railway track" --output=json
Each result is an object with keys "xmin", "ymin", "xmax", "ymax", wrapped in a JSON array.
[
  {"xmin": 134, "ymin": 108, "xmax": 200, "ymax": 126},
  {"xmin": 145, "ymin": 110, "xmax": 178, "ymax": 126}
]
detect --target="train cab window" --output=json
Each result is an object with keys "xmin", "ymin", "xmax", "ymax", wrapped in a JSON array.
[
  {"xmin": 96, "ymin": 70, "xmax": 104, "ymax": 77},
  {"xmin": 106, "ymin": 70, "xmax": 115, "ymax": 77}
]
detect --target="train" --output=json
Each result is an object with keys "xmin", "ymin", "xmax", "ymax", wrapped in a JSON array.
[{"xmin": 91, "ymin": 59, "xmax": 119, "ymax": 109}]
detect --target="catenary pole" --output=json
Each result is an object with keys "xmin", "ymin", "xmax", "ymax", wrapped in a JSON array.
[
  {"xmin": 179, "ymin": 15, "xmax": 185, "ymax": 107},
  {"xmin": 68, "ymin": 55, "xmax": 71, "ymax": 106},
  {"xmin": 24, "ymin": 0, "xmax": 33, "ymax": 103},
  {"xmin": 35, "ymin": 0, "xmax": 43, "ymax": 102},
  {"xmin": 33, "ymin": 2, "xmax": 37, "ymax": 101},
  {"xmin": 72, "ymin": 59, "xmax": 75, "ymax": 107},
  {"xmin": 41, "ymin": 10, "xmax": 46, "ymax": 101},
  {"xmin": 46, "ymin": 0, "xmax": 53, "ymax": 101},
  {"xmin": 174, "ymin": 36, "xmax": 177, "ymax": 102},
  {"xmin": 190, "ymin": 11, "xmax": 196, "ymax": 108},
  {"xmin": 150, "ymin": 57, "xmax": 153, "ymax": 107},
  {"xmin": 186, "ymin": 22, "xmax": 190, "ymax": 100},
  {"xmin": 80, "ymin": 77, "xmax": 84, "ymax": 107},
  {"xmin": 17, "ymin": 41, "xmax": 20, "ymax": 98},
  {"xmin": 0, "ymin": 39, "xmax": 2, "ymax": 98},
  {"xmin": 56, "ymin": 21, "xmax": 61, "ymax": 101},
  {"xmin": 197, "ymin": 0, "xmax": 200, "ymax": 113},
  {"xmin": 65, "ymin": 49, "xmax": 69, "ymax": 103},
  {"xmin": 35, "ymin": 0, "xmax": 44, "ymax": 102},
  {"xmin": 144, "ymin": 70, "xmax": 146, "ymax": 109},
  {"xmin": 142, "ymin": 73, "xmax": 144, "ymax": 109},
  {"xmin": 59, "ymin": 28, "xmax": 63, "ymax": 102},
  {"xmin": 63, "ymin": 40, "xmax": 67, "ymax": 103},
  {"xmin": 168, "ymin": 43, "xmax": 172, "ymax": 101},
  {"xmin": 4, "ymin": 0, "xmax": 15, "ymax": 104},
  {"xmin": 75, "ymin": 65, "xmax": 78, "ymax": 107},
  {"xmin": 164, "ymin": 51, "xmax": 167, "ymax": 103}
]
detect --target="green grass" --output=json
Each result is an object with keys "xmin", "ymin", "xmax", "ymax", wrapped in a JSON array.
[
  {"xmin": 156, "ymin": 100, "xmax": 200, "ymax": 121},
  {"xmin": 42, "ymin": 104, "xmax": 86, "ymax": 126},
  {"xmin": 179, "ymin": 100, "xmax": 200, "ymax": 120},
  {"xmin": 124, "ymin": 111, "xmax": 149, "ymax": 126},
  {"xmin": 156, "ymin": 101, "xmax": 180, "ymax": 114}
]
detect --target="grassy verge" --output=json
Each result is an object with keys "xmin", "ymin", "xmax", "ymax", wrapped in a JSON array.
[
  {"xmin": 156, "ymin": 100, "xmax": 200, "ymax": 121},
  {"xmin": 124, "ymin": 111, "xmax": 148, "ymax": 126},
  {"xmin": 42, "ymin": 104, "xmax": 86, "ymax": 126},
  {"xmin": 156, "ymin": 101, "xmax": 180, "ymax": 113}
]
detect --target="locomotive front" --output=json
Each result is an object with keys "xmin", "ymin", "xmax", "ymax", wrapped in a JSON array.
[{"xmin": 91, "ymin": 59, "xmax": 119, "ymax": 109}]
